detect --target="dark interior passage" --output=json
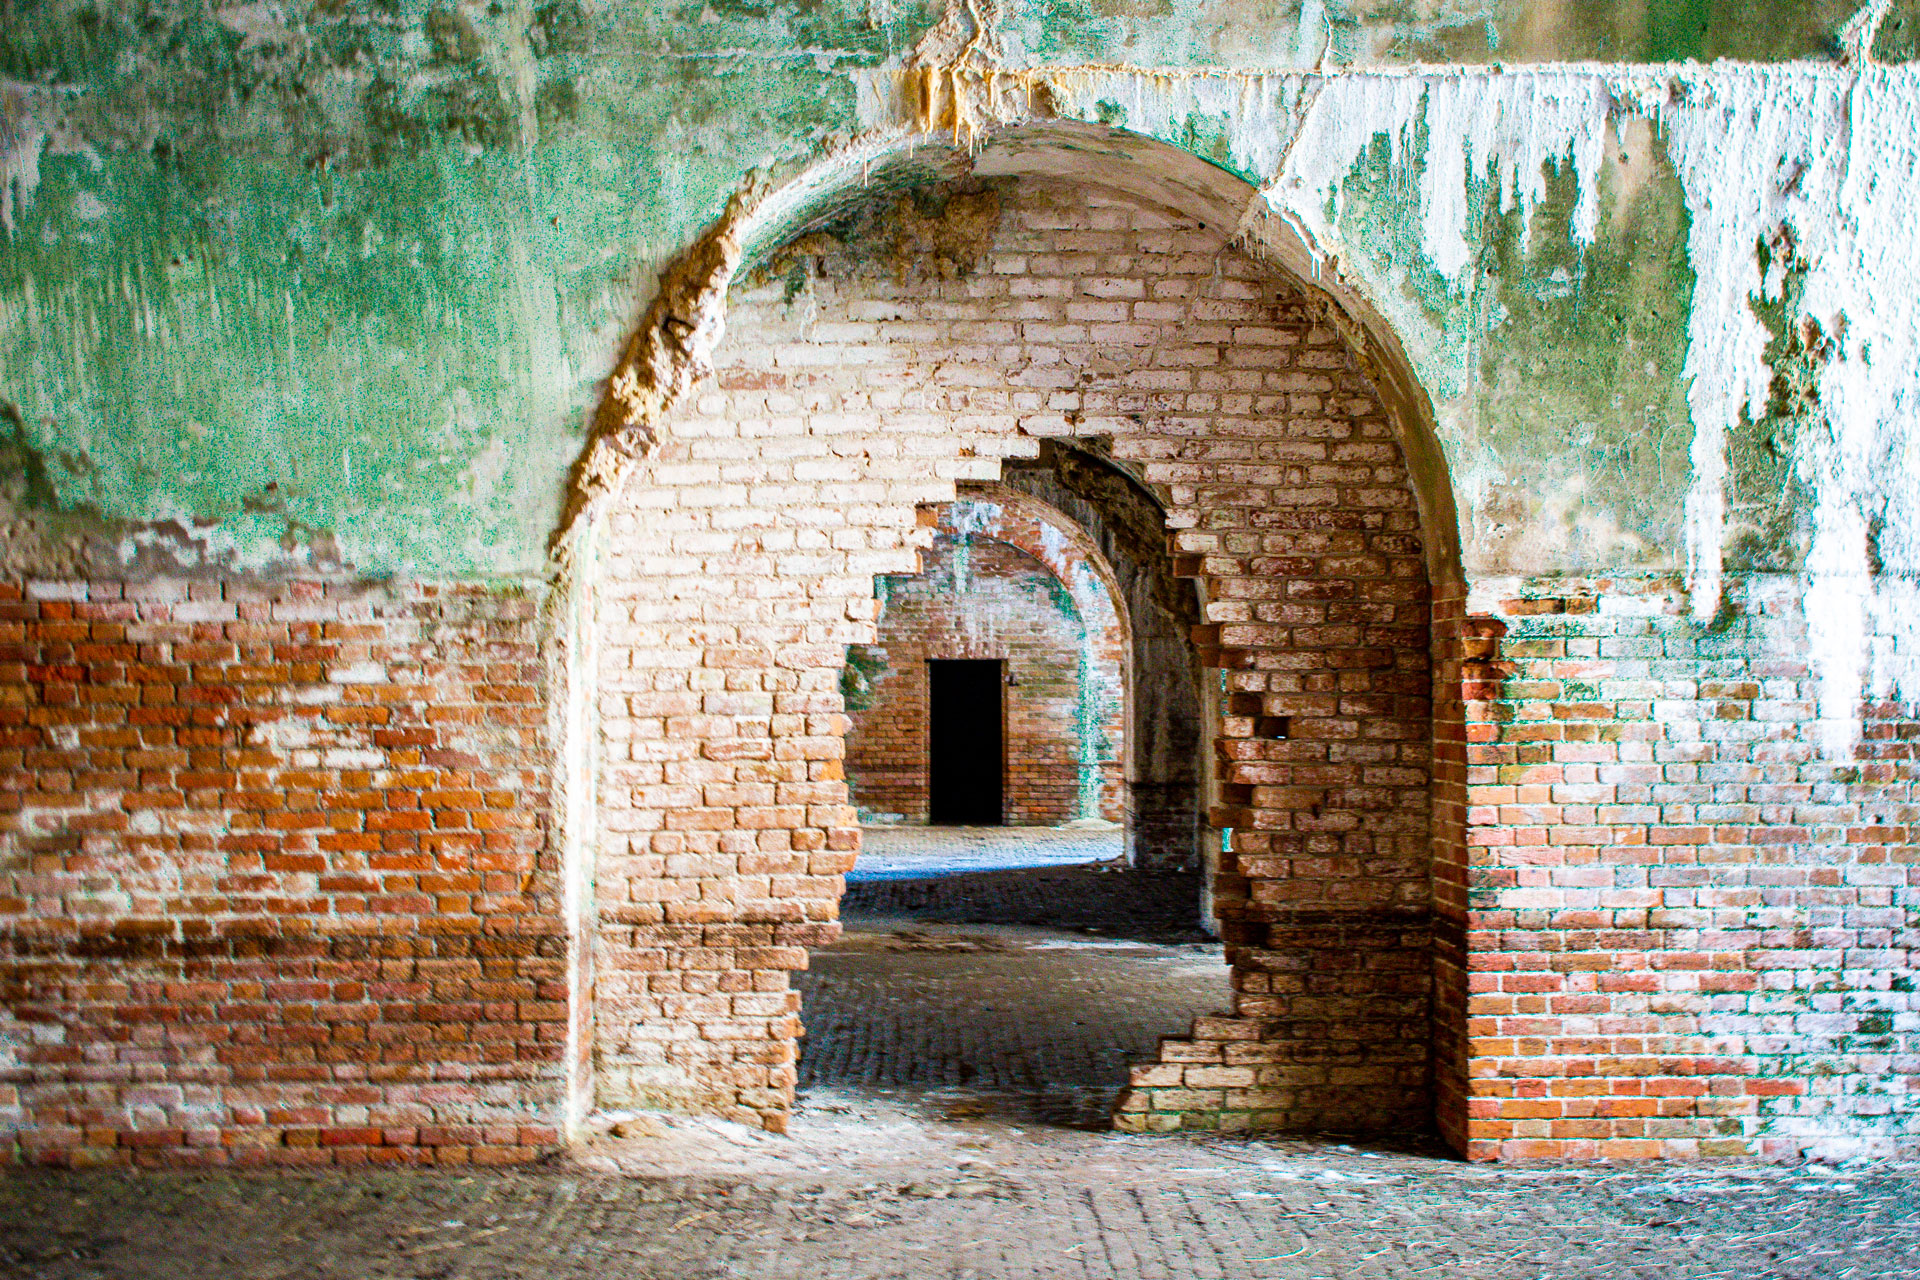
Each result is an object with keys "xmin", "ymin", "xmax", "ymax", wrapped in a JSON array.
[{"xmin": 927, "ymin": 659, "xmax": 1005, "ymax": 825}]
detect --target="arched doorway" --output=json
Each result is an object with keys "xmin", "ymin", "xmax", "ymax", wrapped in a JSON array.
[
  {"xmin": 567, "ymin": 121, "xmax": 1465, "ymax": 1145},
  {"xmin": 842, "ymin": 489, "xmax": 1129, "ymax": 832},
  {"xmin": 803, "ymin": 483, "xmax": 1222, "ymax": 1126}
]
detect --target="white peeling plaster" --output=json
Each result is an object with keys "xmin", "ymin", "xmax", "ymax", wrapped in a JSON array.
[
  {"xmin": 1260, "ymin": 65, "xmax": 1919, "ymax": 757},
  {"xmin": 1268, "ymin": 70, "xmax": 1609, "ymax": 281},
  {"xmin": 1637, "ymin": 67, "xmax": 1916, "ymax": 753},
  {"xmin": 0, "ymin": 80, "xmax": 98, "ymax": 237},
  {"xmin": 1030, "ymin": 69, "xmax": 1314, "ymax": 185}
]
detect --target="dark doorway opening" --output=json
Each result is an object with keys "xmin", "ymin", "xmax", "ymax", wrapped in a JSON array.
[{"xmin": 927, "ymin": 659, "xmax": 1004, "ymax": 825}]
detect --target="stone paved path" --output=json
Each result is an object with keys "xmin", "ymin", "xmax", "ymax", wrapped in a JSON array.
[
  {"xmin": 795, "ymin": 921, "xmax": 1230, "ymax": 1126},
  {"xmin": 819, "ymin": 830, "xmax": 1222, "ymax": 1125}
]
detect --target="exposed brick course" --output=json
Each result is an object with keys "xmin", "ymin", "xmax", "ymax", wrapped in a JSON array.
[
  {"xmin": 0, "ymin": 578, "xmax": 565, "ymax": 1167},
  {"xmin": 1450, "ymin": 575, "xmax": 1919, "ymax": 1159}
]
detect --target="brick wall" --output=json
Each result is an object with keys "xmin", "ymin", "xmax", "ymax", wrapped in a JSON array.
[
  {"xmin": 0, "ymin": 578, "xmax": 565, "ymax": 1167},
  {"xmin": 13, "ymin": 175, "xmax": 1906, "ymax": 1165},
  {"xmin": 1452, "ymin": 575, "xmax": 1918, "ymax": 1159},
  {"xmin": 844, "ymin": 495, "xmax": 1127, "ymax": 826},
  {"xmin": 592, "ymin": 178, "xmax": 1435, "ymax": 1132},
  {"xmin": 589, "ymin": 466, "xmax": 867, "ymax": 1131},
  {"xmin": 1430, "ymin": 583, "xmax": 1475, "ymax": 1155}
]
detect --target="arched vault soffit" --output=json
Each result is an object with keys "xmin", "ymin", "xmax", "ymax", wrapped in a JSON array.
[{"xmin": 565, "ymin": 120, "xmax": 1463, "ymax": 591}]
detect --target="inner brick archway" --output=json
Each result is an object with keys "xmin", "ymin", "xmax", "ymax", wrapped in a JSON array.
[
  {"xmin": 574, "ymin": 134, "xmax": 1461, "ymax": 1140},
  {"xmin": 843, "ymin": 488, "xmax": 1131, "ymax": 831}
]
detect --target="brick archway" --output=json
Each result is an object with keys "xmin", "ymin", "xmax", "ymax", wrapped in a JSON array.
[
  {"xmin": 994, "ymin": 449, "xmax": 1214, "ymax": 875},
  {"xmin": 843, "ymin": 487, "xmax": 1131, "ymax": 831},
  {"xmin": 570, "ymin": 154, "xmax": 1463, "ymax": 1140}
]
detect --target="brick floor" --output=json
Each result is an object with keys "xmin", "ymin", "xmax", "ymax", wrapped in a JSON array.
[
  {"xmin": 841, "ymin": 862, "xmax": 1207, "ymax": 946},
  {"xmin": 11, "ymin": 834, "xmax": 1914, "ymax": 1278},
  {"xmin": 6, "ymin": 1119, "xmax": 1916, "ymax": 1279},
  {"xmin": 796, "ymin": 924, "xmax": 1230, "ymax": 1126},
  {"xmin": 819, "ymin": 831, "xmax": 1221, "ymax": 1125}
]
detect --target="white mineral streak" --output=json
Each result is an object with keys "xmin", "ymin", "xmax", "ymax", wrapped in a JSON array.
[
  {"xmin": 1652, "ymin": 70, "xmax": 1844, "ymax": 627},
  {"xmin": 1291, "ymin": 0, "xmax": 1330, "ymax": 69},
  {"xmin": 1027, "ymin": 69, "xmax": 1309, "ymax": 182},
  {"xmin": 1, "ymin": 82, "xmax": 53, "ymax": 236},
  {"xmin": 1267, "ymin": 71, "xmax": 1608, "ymax": 284},
  {"xmin": 1839, "ymin": 0, "xmax": 1896, "ymax": 63},
  {"xmin": 1768, "ymin": 67, "xmax": 1919, "ymax": 754},
  {"xmin": 1258, "ymin": 64, "xmax": 1918, "ymax": 757},
  {"xmin": 1843, "ymin": 68, "xmax": 1920, "ymax": 740},
  {"xmin": 1647, "ymin": 66, "xmax": 1920, "ymax": 753}
]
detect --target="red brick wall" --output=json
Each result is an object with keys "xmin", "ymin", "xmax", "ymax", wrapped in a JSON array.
[
  {"xmin": 844, "ymin": 495, "xmax": 1127, "ymax": 826},
  {"xmin": 590, "ymin": 469, "xmax": 858, "ymax": 1131},
  {"xmin": 0, "ymin": 578, "xmax": 565, "ymax": 1167},
  {"xmin": 1453, "ymin": 576, "xmax": 1919, "ymax": 1160},
  {"xmin": 1429, "ymin": 583, "xmax": 1475, "ymax": 1156}
]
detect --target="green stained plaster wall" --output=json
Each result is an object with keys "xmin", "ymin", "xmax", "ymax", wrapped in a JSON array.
[
  {"xmin": 0, "ymin": 0, "xmax": 938, "ymax": 575},
  {"xmin": 1873, "ymin": 0, "xmax": 1920, "ymax": 61},
  {"xmin": 1467, "ymin": 128, "xmax": 1698, "ymax": 571},
  {"xmin": 0, "ymin": 0, "xmax": 1905, "ymax": 577},
  {"xmin": 1359, "ymin": 0, "xmax": 1869, "ymax": 67},
  {"xmin": 1316, "ymin": 110, "xmax": 1698, "ymax": 571}
]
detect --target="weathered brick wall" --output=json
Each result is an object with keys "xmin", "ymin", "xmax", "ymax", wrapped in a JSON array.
[
  {"xmin": 1429, "ymin": 583, "xmax": 1476, "ymax": 1155},
  {"xmin": 590, "ymin": 462, "xmax": 870, "ymax": 1131},
  {"xmin": 844, "ymin": 496, "xmax": 1127, "ymax": 826},
  {"xmin": 1454, "ymin": 575, "xmax": 1918, "ymax": 1159},
  {"xmin": 8, "ymin": 175, "xmax": 1907, "ymax": 1166},
  {"xmin": 0, "ymin": 578, "xmax": 564, "ymax": 1167},
  {"xmin": 593, "ymin": 178, "xmax": 1435, "ymax": 1132}
]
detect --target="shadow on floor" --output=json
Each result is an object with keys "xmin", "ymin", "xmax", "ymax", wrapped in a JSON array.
[
  {"xmin": 840, "ymin": 863, "xmax": 1209, "ymax": 945},
  {"xmin": 803, "ymin": 860, "xmax": 1225, "ymax": 1131}
]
